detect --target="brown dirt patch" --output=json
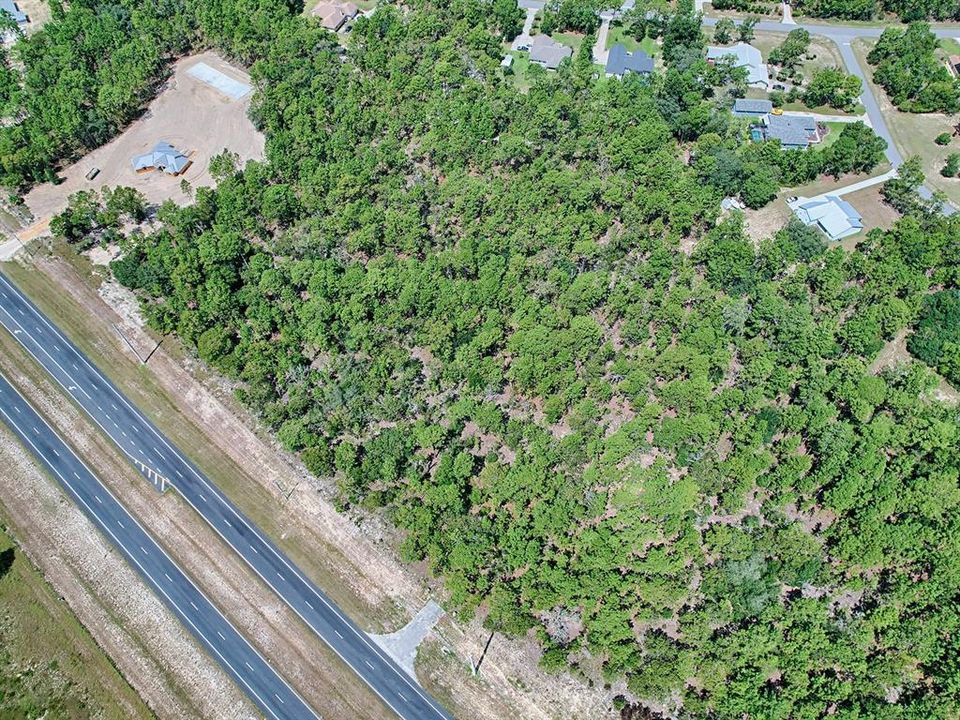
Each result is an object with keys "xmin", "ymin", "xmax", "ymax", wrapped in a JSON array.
[{"xmin": 23, "ymin": 52, "xmax": 265, "ymax": 221}]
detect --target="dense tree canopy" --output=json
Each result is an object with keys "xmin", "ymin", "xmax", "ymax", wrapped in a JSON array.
[
  {"xmin": 867, "ymin": 23, "xmax": 960, "ymax": 113},
  {"xmin": 9, "ymin": 0, "xmax": 960, "ymax": 718}
]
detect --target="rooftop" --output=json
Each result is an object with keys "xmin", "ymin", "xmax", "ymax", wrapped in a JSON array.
[
  {"xmin": 606, "ymin": 43, "xmax": 654, "ymax": 77},
  {"xmin": 528, "ymin": 34, "xmax": 572, "ymax": 70},
  {"xmin": 732, "ymin": 98, "xmax": 773, "ymax": 115},
  {"xmin": 706, "ymin": 42, "xmax": 768, "ymax": 86},
  {"xmin": 763, "ymin": 113, "xmax": 818, "ymax": 148},
  {"xmin": 792, "ymin": 195, "xmax": 863, "ymax": 240},
  {"xmin": 0, "ymin": 0, "xmax": 26, "ymax": 24},
  {"xmin": 131, "ymin": 141, "xmax": 192, "ymax": 175}
]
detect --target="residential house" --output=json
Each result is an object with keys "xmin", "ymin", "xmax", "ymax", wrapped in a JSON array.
[
  {"xmin": 528, "ymin": 34, "xmax": 572, "ymax": 70},
  {"xmin": 0, "ymin": 0, "xmax": 27, "ymax": 25},
  {"xmin": 131, "ymin": 142, "xmax": 192, "ymax": 176},
  {"xmin": 759, "ymin": 113, "xmax": 820, "ymax": 150},
  {"xmin": 732, "ymin": 98, "xmax": 773, "ymax": 117},
  {"xmin": 311, "ymin": 0, "xmax": 359, "ymax": 31},
  {"xmin": 605, "ymin": 43, "xmax": 654, "ymax": 79},
  {"xmin": 791, "ymin": 195, "xmax": 863, "ymax": 241},
  {"xmin": 706, "ymin": 42, "xmax": 769, "ymax": 88}
]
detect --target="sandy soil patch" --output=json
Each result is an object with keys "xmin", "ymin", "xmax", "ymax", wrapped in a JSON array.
[
  {"xmin": 23, "ymin": 52, "xmax": 264, "ymax": 221},
  {"xmin": 742, "ymin": 200, "xmax": 791, "ymax": 244}
]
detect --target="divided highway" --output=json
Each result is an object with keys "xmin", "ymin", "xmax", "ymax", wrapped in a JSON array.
[
  {"xmin": 0, "ymin": 271, "xmax": 453, "ymax": 720},
  {"xmin": 0, "ymin": 374, "xmax": 317, "ymax": 720}
]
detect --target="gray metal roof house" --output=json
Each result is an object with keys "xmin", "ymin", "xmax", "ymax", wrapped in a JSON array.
[
  {"xmin": 131, "ymin": 142, "xmax": 192, "ymax": 176},
  {"xmin": 761, "ymin": 113, "xmax": 819, "ymax": 150},
  {"xmin": 0, "ymin": 0, "xmax": 27, "ymax": 25},
  {"xmin": 732, "ymin": 98, "xmax": 773, "ymax": 116},
  {"xmin": 528, "ymin": 34, "xmax": 572, "ymax": 70},
  {"xmin": 605, "ymin": 43, "xmax": 654, "ymax": 79},
  {"xmin": 791, "ymin": 195, "xmax": 863, "ymax": 240}
]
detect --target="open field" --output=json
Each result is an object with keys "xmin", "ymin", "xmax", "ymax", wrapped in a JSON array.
[
  {"xmin": 0, "ymin": 248, "xmax": 618, "ymax": 719},
  {"xmin": 853, "ymin": 38, "xmax": 960, "ymax": 206},
  {"xmin": 23, "ymin": 52, "xmax": 264, "ymax": 222},
  {"xmin": 0, "ymin": 523, "xmax": 154, "ymax": 720}
]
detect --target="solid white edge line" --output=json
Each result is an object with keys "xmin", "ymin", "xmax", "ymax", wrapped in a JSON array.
[
  {"xmin": 0, "ymin": 273, "xmax": 448, "ymax": 719},
  {"xmin": 0, "ymin": 386, "xmax": 319, "ymax": 720}
]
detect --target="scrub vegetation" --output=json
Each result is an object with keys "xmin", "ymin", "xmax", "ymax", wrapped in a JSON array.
[{"xmin": 3, "ymin": 0, "xmax": 960, "ymax": 718}]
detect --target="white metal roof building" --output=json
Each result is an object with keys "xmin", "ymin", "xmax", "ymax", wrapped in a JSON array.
[
  {"xmin": 791, "ymin": 195, "xmax": 864, "ymax": 241},
  {"xmin": 131, "ymin": 142, "xmax": 192, "ymax": 176}
]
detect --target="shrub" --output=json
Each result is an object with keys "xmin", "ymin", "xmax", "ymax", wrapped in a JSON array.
[{"xmin": 935, "ymin": 132, "xmax": 952, "ymax": 145}]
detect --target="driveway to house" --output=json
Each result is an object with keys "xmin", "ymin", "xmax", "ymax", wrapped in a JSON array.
[
  {"xmin": 782, "ymin": 109, "xmax": 872, "ymax": 125},
  {"xmin": 594, "ymin": 13, "xmax": 613, "ymax": 65}
]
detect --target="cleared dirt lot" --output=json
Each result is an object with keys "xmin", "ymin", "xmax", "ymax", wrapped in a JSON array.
[{"xmin": 24, "ymin": 52, "xmax": 264, "ymax": 221}]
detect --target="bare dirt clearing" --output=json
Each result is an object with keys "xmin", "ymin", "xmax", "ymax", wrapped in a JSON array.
[{"xmin": 24, "ymin": 52, "xmax": 264, "ymax": 221}]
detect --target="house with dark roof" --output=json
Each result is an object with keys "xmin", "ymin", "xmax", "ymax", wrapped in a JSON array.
[
  {"xmin": 759, "ymin": 113, "xmax": 820, "ymax": 150},
  {"xmin": 605, "ymin": 44, "xmax": 654, "ymax": 79},
  {"xmin": 131, "ymin": 142, "xmax": 192, "ymax": 176},
  {"xmin": 732, "ymin": 98, "xmax": 773, "ymax": 117},
  {"xmin": 311, "ymin": 0, "xmax": 359, "ymax": 31},
  {"xmin": 528, "ymin": 34, "xmax": 572, "ymax": 70},
  {"xmin": 706, "ymin": 42, "xmax": 769, "ymax": 88}
]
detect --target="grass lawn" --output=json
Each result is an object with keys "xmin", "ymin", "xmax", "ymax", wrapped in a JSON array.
[
  {"xmin": 606, "ymin": 26, "xmax": 658, "ymax": 57},
  {"xmin": 503, "ymin": 50, "xmax": 535, "ymax": 93},
  {"xmin": 554, "ymin": 31, "xmax": 585, "ymax": 54},
  {"xmin": 940, "ymin": 37, "xmax": 960, "ymax": 56},
  {"xmin": 853, "ymin": 38, "xmax": 960, "ymax": 206},
  {"xmin": 818, "ymin": 121, "xmax": 849, "ymax": 148},
  {"xmin": 781, "ymin": 100, "xmax": 865, "ymax": 116},
  {"xmin": 0, "ymin": 523, "xmax": 153, "ymax": 720}
]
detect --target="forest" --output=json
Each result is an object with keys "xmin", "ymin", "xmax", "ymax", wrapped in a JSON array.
[
  {"xmin": 5, "ymin": 0, "xmax": 960, "ymax": 718},
  {"xmin": 796, "ymin": 0, "xmax": 960, "ymax": 20}
]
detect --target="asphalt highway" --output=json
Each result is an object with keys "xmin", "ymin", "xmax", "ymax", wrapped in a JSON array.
[
  {"xmin": 0, "ymin": 373, "xmax": 317, "ymax": 720},
  {"xmin": 0, "ymin": 271, "xmax": 452, "ymax": 720}
]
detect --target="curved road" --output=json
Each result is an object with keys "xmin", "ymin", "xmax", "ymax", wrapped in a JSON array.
[
  {"xmin": 703, "ymin": 13, "xmax": 960, "ymax": 211},
  {"xmin": 0, "ymin": 374, "xmax": 317, "ymax": 720},
  {"xmin": 0, "ymin": 271, "xmax": 452, "ymax": 720}
]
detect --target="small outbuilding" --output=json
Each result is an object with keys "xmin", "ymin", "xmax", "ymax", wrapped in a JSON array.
[
  {"xmin": 605, "ymin": 43, "xmax": 654, "ymax": 79},
  {"xmin": 732, "ymin": 98, "xmax": 773, "ymax": 117},
  {"xmin": 0, "ymin": 0, "xmax": 27, "ymax": 25},
  {"xmin": 791, "ymin": 195, "xmax": 863, "ymax": 241},
  {"xmin": 131, "ymin": 142, "xmax": 192, "ymax": 176}
]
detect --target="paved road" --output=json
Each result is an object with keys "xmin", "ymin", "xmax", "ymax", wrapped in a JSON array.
[
  {"xmin": 0, "ymin": 374, "xmax": 316, "ymax": 720},
  {"xmin": 0, "ymin": 271, "xmax": 453, "ymax": 720}
]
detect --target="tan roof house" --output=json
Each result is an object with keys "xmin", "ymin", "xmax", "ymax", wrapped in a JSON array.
[{"xmin": 311, "ymin": 0, "xmax": 359, "ymax": 31}]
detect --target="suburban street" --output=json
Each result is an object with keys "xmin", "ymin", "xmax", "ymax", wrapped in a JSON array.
[
  {"xmin": 0, "ymin": 270, "xmax": 453, "ymax": 720},
  {"xmin": 0, "ymin": 374, "xmax": 317, "ymax": 720},
  {"xmin": 703, "ymin": 13, "xmax": 960, "ymax": 210}
]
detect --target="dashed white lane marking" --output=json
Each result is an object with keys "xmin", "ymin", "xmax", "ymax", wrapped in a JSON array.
[
  {"xmin": 365, "ymin": 660, "xmax": 375, "ymax": 670},
  {"xmin": 51, "ymin": 448, "xmax": 59, "ymax": 457},
  {"xmin": 217, "ymin": 630, "xmax": 226, "ymax": 640},
  {"xmin": 31, "ymin": 425, "xmax": 38, "ymax": 434},
  {"xmin": 245, "ymin": 661, "xmax": 254, "ymax": 671},
  {"xmin": 190, "ymin": 601, "xmax": 199, "ymax": 611},
  {"xmin": 94, "ymin": 495, "xmax": 102, "ymax": 504},
  {"xmin": 117, "ymin": 520, "xmax": 125, "ymax": 529},
  {"xmin": 275, "ymin": 694, "xmax": 285, "ymax": 705},
  {"xmin": 251, "ymin": 545, "xmax": 259, "ymax": 554},
  {"xmin": 199, "ymin": 493, "xmax": 207, "ymax": 501},
  {"xmin": 121, "ymin": 430, "xmax": 127, "ymax": 437},
  {"xmin": 175, "ymin": 469, "xmax": 184, "ymax": 479},
  {"xmin": 398, "ymin": 692, "xmax": 408, "ymax": 702},
  {"xmin": 140, "ymin": 546, "xmax": 148, "ymax": 555},
  {"xmin": 335, "ymin": 630, "xmax": 344, "ymax": 639},
  {"xmin": 13, "ymin": 406, "xmax": 19, "ymax": 413},
  {"xmin": 164, "ymin": 573, "xmax": 173, "ymax": 583},
  {"xmin": 72, "ymin": 471, "xmax": 81, "ymax": 480},
  {"xmin": 305, "ymin": 600, "xmax": 313, "ymax": 610}
]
